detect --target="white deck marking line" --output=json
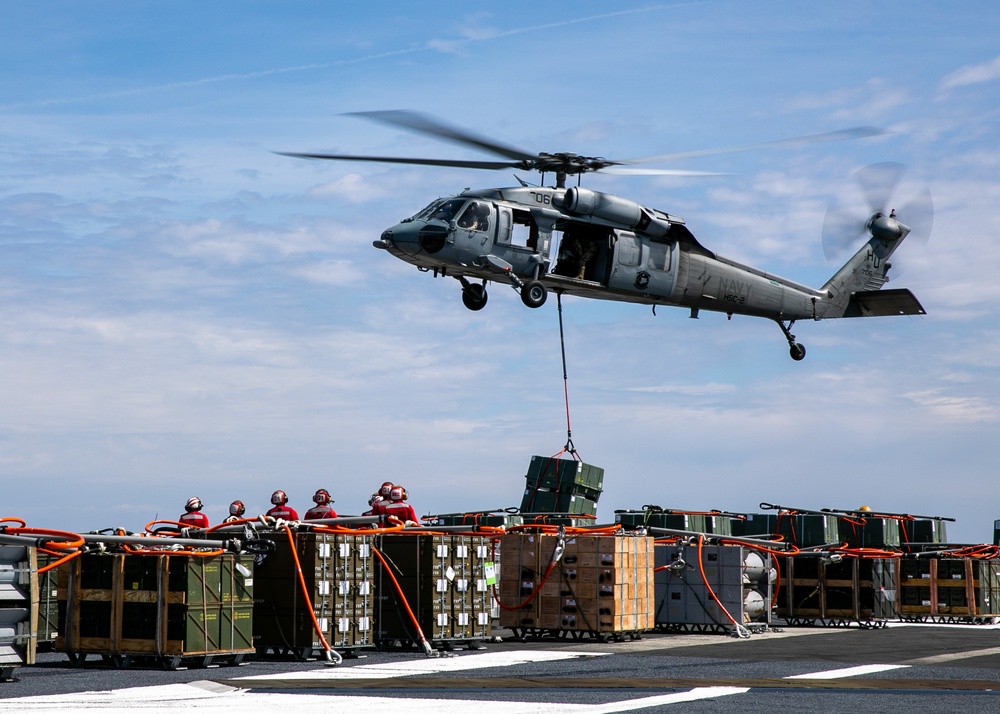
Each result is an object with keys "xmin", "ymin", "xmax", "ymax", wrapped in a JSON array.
[
  {"xmin": 784, "ymin": 663, "xmax": 910, "ymax": 679},
  {"xmin": 0, "ymin": 687, "xmax": 751, "ymax": 713},
  {"xmin": 236, "ymin": 649, "xmax": 608, "ymax": 681},
  {"xmin": 904, "ymin": 645, "xmax": 1000, "ymax": 665}
]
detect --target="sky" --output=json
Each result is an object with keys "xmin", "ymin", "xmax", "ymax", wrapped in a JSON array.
[{"xmin": 1, "ymin": 1, "xmax": 999, "ymax": 543}]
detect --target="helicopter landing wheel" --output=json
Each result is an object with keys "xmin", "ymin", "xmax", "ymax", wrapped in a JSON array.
[
  {"xmin": 776, "ymin": 319, "xmax": 806, "ymax": 361},
  {"xmin": 462, "ymin": 283, "xmax": 488, "ymax": 311},
  {"xmin": 521, "ymin": 280, "xmax": 547, "ymax": 309}
]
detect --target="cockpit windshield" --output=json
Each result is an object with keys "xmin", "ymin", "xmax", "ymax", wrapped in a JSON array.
[{"xmin": 411, "ymin": 198, "xmax": 466, "ymax": 223}]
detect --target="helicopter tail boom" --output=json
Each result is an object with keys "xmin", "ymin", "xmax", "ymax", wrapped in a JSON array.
[{"xmin": 816, "ymin": 217, "xmax": 925, "ymax": 319}]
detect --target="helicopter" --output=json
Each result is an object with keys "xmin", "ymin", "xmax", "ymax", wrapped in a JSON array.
[{"xmin": 280, "ymin": 111, "xmax": 931, "ymax": 360}]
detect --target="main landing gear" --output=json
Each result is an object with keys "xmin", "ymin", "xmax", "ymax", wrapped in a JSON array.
[
  {"xmin": 777, "ymin": 319, "xmax": 807, "ymax": 361},
  {"xmin": 456, "ymin": 276, "xmax": 548, "ymax": 311},
  {"xmin": 459, "ymin": 278, "xmax": 488, "ymax": 311}
]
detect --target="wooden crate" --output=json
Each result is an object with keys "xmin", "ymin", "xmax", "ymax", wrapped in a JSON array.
[
  {"xmin": 497, "ymin": 534, "xmax": 654, "ymax": 635},
  {"xmin": 56, "ymin": 552, "xmax": 254, "ymax": 662}
]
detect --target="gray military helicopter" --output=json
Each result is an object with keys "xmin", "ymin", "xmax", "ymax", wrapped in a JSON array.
[{"xmin": 281, "ymin": 111, "xmax": 931, "ymax": 360}]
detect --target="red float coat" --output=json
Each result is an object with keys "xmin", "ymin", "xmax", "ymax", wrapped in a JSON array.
[
  {"xmin": 179, "ymin": 511, "xmax": 209, "ymax": 528},
  {"xmin": 383, "ymin": 501, "xmax": 418, "ymax": 524},
  {"xmin": 304, "ymin": 505, "xmax": 337, "ymax": 520},
  {"xmin": 266, "ymin": 505, "xmax": 300, "ymax": 521}
]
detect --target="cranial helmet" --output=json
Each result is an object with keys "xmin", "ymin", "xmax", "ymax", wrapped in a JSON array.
[
  {"xmin": 185, "ymin": 497, "xmax": 203, "ymax": 512},
  {"xmin": 271, "ymin": 490, "xmax": 288, "ymax": 506},
  {"xmin": 379, "ymin": 481, "xmax": 394, "ymax": 498},
  {"xmin": 229, "ymin": 500, "xmax": 245, "ymax": 517},
  {"xmin": 389, "ymin": 486, "xmax": 404, "ymax": 502},
  {"xmin": 313, "ymin": 488, "xmax": 332, "ymax": 505}
]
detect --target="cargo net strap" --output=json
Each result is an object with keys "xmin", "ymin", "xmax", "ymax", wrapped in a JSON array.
[{"xmin": 556, "ymin": 292, "xmax": 577, "ymax": 459}]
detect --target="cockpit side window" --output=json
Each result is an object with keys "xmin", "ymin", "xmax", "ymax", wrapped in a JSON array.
[
  {"xmin": 648, "ymin": 240, "xmax": 671, "ymax": 271},
  {"xmin": 457, "ymin": 201, "xmax": 491, "ymax": 232}
]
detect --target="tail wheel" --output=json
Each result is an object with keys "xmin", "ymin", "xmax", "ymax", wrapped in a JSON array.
[{"xmin": 521, "ymin": 280, "xmax": 547, "ymax": 308}]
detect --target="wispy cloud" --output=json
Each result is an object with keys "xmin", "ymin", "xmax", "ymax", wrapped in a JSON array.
[
  {"xmin": 0, "ymin": 5, "xmax": 683, "ymax": 112},
  {"xmin": 939, "ymin": 55, "xmax": 1000, "ymax": 92}
]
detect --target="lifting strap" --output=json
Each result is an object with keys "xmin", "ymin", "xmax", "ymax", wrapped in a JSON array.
[{"xmin": 556, "ymin": 292, "xmax": 577, "ymax": 458}]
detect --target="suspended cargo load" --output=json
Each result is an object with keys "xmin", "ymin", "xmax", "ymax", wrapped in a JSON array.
[
  {"xmin": 520, "ymin": 456, "xmax": 603, "ymax": 522},
  {"xmin": 375, "ymin": 534, "xmax": 493, "ymax": 649},
  {"xmin": 498, "ymin": 533, "xmax": 654, "ymax": 638},
  {"xmin": 654, "ymin": 543, "xmax": 772, "ymax": 633},
  {"xmin": 56, "ymin": 552, "xmax": 254, "ymax": 668},
  {"xmin": 253, "ymin": 532, "xmax": 375, "ymax": 657},
  {"xmin": 0, "ymin": 545, "xmax": 36, "ymax": 681}
]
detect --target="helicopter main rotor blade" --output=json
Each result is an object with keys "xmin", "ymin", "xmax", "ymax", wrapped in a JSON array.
[
  {"xmin": 345, "ymin": 110, "xmax": 538, "ymax": 163},
  {"xmin": 623, "ymin": 126, "xmax": 886, "ymax": 165},
  {"xmin": 275, "ymin": 151, "xmax": 522, "ymax": 171},
  {"xmin": 597, "ymin": 167, "xmax": 729, "ymax": 177}
]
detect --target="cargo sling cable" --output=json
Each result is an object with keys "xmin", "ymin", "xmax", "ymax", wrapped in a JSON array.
[{"xmin": 523, "ymin": 292, "xmax": 584, "ymax": 513}]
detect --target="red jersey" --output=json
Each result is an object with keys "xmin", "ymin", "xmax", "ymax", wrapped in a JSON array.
[
  {"xmin": 383, "ymin": 501, "xmax": 417, "ymax": 524},
  {"xmin": 179, "ymin": 511, "xmax": 209, "ymax": 528},
  {"xmin": 266, "ymin": 505, "xmax": 300, "ymax": 521},
  {"xmin": 304, "ymin": 505, "xmax": 337, "ymax": 520}
]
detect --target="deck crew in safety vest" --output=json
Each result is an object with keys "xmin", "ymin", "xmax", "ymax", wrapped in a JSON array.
[
  {"xmin": 265, "ymin": 489, "xmax": 299, "ymax": 521},
  {"xmin": 179, "ymin": 496, "xmax": 209, "ymax": 528},
  {"xmin": 382, "ymin": 485, "xmax": 418, "ymax": 526},
  {"xmin": 304, "ymin": 488, "xmax": 337, "ymax": 520}
]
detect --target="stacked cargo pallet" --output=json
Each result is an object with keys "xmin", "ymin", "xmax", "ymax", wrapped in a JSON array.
[
  {"xmin": 0, "ymin": 546, "xmax": 36, "ymax": 681},
  {"xmin": 617, "ymin": 508, "xmax": 723, "ymax": 535},
  {"xmin": 521, "ymin": 456, "xmax": 603, "ymax": 525},
  {"xmin": 654, "ymin": 544, "xmax": 772, "ymax": 633},
  {"xmin": 774, "ymin": 555, "xmax": 899, "ymax": 626},
  {"xmin": 35, "ymin": 554, "xmax": 59, "ymax": 649},
  {"xmin": 899, "ymin": 558, "xmax": 1000, "ymax": 622},
  {"xmin": 375, "ymin": 534, "xmax": 492, "ymax": 649},
  {"xmin": 254, "ymin": 532, "xmax": 375, "ymax": 657},
  {"xmin": 56, "ymin": 552, "xmax": 254, "ymax": 668},
  {"xmin": 498, "ymin": 533, "xmax": 654, "ymax": 639}
]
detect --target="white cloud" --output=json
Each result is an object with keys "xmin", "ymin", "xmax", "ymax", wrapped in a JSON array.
[{"xmin": 939, "ymin": 55, "xmax": 1000, "ymax": 92}]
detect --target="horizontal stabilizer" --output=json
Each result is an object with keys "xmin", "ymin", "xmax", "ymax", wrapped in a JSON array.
[{"xmin": 842, "ymin": 288, "xmax": 926, "ymax": 318}]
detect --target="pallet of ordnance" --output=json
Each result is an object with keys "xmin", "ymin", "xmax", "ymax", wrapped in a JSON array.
[
  {"xmin": 773, "ymin": 554, "xmax": 899, "ymax": 626},
  {"xmin": 375, "ymin": 534, "xmax": 493, "ymax": 650},
  {"xmin": 654, "ymin": 544, "xmax": 771, "ymax": 633},
  {"xmin": 498, "ymin": 533, "xmax": 654, "ymax": 639},
  {"xmin": 56, "ymin": 551, "xmax": 254, "ymax": 668},
  {"xmin": 35, "ymin": 553, "xmax": 59, "ymax": 649},
  {"xmin": 899, "ymin": 557, "xmax": 1000, "ymax": 621},
  {"xmin": 520, "ymin": 456, "xmax": 603, "ymax": 526},
  {"xmin": 425, "ymin": 511, "xmax": 524, "ymax": 528},
  {"xmin": 253, "ymin": 532, "xmax": 375, "ymax": 658},
  {"xmin": 0, "ymin": 545, "xmax": 37, "ymax": 681},
  {"xmin": 616, "ymin": 509, "xmax": 733, "ymax": 536}
]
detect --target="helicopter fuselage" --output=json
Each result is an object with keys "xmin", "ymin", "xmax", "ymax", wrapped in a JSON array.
[{"xmin": 376, "ymin": 186, "xmax": 832, "ymax": 319}]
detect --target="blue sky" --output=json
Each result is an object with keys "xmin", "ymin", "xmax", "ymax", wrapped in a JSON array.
[{"xmin": 2, "ymin": 2, "xmax": 999, "ymax": 542}]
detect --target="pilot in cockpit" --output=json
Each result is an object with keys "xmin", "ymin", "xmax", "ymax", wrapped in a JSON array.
[{"xmin": 458, "ymin": 202, "xmax": 491, "ymax": 232}]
